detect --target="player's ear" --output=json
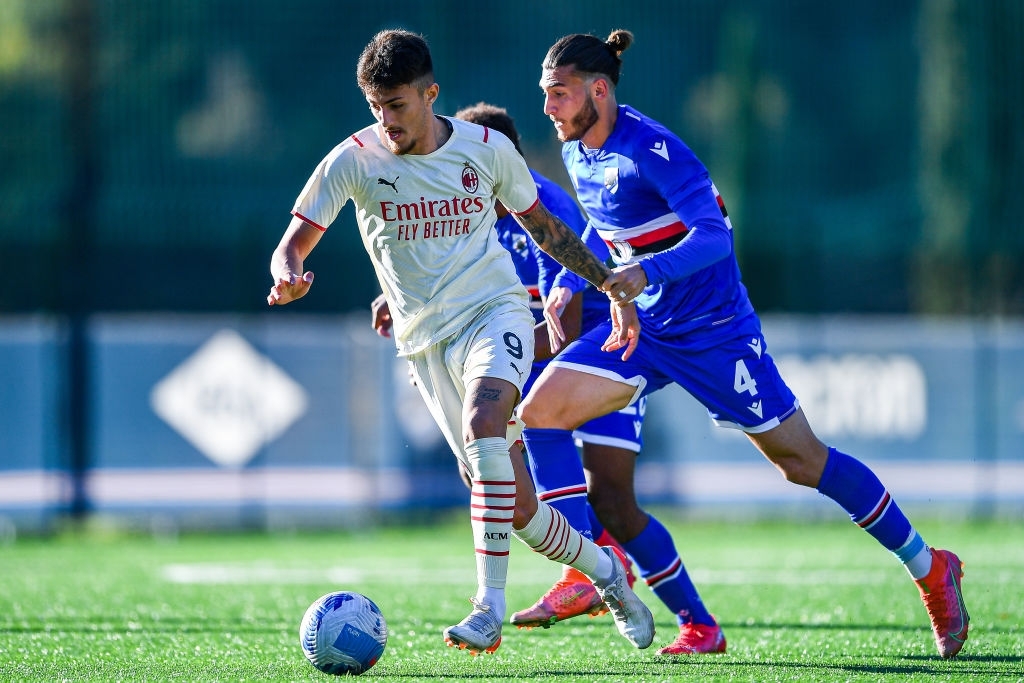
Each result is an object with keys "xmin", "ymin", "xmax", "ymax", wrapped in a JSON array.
[
  {"xmin": 591, "ymin": 77, "xmax": 608, "ymax": 100},
  {"xmin": 424, "ymin": 82, "xmax": 439, "ymax": 105}
]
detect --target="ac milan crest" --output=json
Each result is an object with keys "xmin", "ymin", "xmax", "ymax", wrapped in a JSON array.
[{"xmin": 461, "ymin": 162, "xmax": 479, "ymax": 193}]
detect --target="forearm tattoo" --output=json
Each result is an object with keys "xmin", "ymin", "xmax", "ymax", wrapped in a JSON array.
[{"xmin": 516, "ymin": 204, "xmax": 611, "ymax": 288}]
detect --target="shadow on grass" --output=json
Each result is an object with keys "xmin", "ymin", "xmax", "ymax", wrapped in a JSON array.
[
  {"xmin": 701, "ymin": 658, "xmax": 1013, "ymax": 677},
  {"xmin": 375, "ymin": 656, "xmax": 1012, "ymax": 680},
  {"xmin": 899, "ymin": 654, "xmax": 1021, "ymax": 663},
  {"xmin": 384, "ymin": 650, "xmax": 1017, "ymax": 679}
]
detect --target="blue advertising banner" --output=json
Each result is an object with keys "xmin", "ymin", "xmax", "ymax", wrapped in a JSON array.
[{"xmin": 2, "ymin": 314, "xmax": 1021, "ymax": 530}]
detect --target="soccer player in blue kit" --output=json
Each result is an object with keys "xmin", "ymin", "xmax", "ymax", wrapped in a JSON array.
[{"xmin": 517, "ymin": 29, "xmax": 969, "ymax": 658}]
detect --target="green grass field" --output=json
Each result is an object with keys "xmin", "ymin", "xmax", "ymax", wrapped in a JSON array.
[{"xmin": 0, "ymin": 513, "xmax": 1020, "ymax": 682}]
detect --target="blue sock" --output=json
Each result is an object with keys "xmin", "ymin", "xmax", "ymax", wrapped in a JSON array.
[
  {"xmin": 817, "ymin": 447, "xmax": 927, "ymax": 563},
  {"xmin": 522, "ymin": 428, "xmax": 592, "ymax": 540},
  {"xmin": 623, "ymin": 515, "xmax": 713, "ymax": 626}
]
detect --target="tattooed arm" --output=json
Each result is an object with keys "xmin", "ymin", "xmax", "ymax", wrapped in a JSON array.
[
  {"xmin": 515, "ymin": 202, "xmax": 640, "ymax": 359},
  {"xmin": 513, "ymin": 201, "xmax": 611, "ymax": 288}
]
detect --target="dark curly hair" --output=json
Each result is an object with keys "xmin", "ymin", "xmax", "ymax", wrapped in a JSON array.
[{"xmin": 357, "ymin": 29, "xmax": 434, "ymax": 93}]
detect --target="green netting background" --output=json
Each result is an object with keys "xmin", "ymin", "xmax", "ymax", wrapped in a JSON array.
[{"xmin": 1, "ymin": 0, "xmax": 1021, "ymax": 315}]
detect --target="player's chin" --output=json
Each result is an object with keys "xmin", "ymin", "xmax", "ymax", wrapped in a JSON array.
[
  {"xmin": 384, "ymin": 131, "xmax": 408, "ymax": 153},
  {"xmin": 553, "ymin": 124, "xmax": 576, "ymax": 143}
]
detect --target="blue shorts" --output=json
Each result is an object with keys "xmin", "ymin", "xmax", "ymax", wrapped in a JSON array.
[
  {"xmin": 524, "ymin": 361, "xmax": 645, "ymax": 453},
  {"xmin": 549, "ymin": 313, "xmax": 798, "ymax": 433}
]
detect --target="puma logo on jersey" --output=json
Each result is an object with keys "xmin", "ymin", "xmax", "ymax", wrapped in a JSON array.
[
  {"xmin": 650, "ymin": 140, "xmax": 670, "ymax": 161},
  {"xmin": 377, "ymin": 176, "xmax": 399, "ymax": 192},
  {"xmin": 510, "ymin": 362, "xmax": 524, "ymax": 380}
]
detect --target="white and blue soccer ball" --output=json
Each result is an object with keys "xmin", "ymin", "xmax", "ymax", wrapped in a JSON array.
[{"xmin": 299, "ymin": 591, "xmax": 388, "ymax": 676}]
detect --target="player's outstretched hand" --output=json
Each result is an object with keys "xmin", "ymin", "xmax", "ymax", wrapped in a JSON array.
[
  {"xmin": 543, "ymin": 286, "xmax": 573, "ymax": 354},
  {"xmin": 371, "ymin": 293, "xmax": 393, "ymax": 338},
  {"xmin": 267, "ymin": 271, "xmax": 314, "ymax": 306},
  {"xmin": 602, "ymin": 301, "xmax": 639, "ymax": 361}
]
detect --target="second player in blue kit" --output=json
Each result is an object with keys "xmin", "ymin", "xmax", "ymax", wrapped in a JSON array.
[{"xmin": 518, "ymin": 28, "xmax": 969, "ymax": 659}]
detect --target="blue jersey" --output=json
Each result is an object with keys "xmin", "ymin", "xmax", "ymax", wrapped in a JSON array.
[
  {"xmin": 495, "ymin": 169, "xmax": 607, "ymax": 326},
  {"xmin": 552, "ymin": 105, "xmax": 755, "ymax": 339}
]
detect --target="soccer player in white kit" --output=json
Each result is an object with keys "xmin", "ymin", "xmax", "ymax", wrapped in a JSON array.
[{"xmin": 267, "ymin": 29, "xmax": 653, "ymax": 656}]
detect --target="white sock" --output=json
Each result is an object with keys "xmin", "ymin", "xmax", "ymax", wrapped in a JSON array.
[
  {"xmin": 905, "ymin": 546, "xmax": 933, "ymax": 581},
  {"xmin": 894, "ymin": 530, "xmax": 933, "ymax": 580},
  {"xmin": 474, "ymin": 586, "xmax": 505, "ymax": 617},
  {"xmin": 466, "ymin": 438, "xmax": 514, "ymax": 617},
  {"xmin": 514, "ymin": 499, "xmax": 612, "ymax": 581}
]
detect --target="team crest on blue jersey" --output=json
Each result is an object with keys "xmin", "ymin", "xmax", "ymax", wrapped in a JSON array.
[
  {"xmin": 461, "ymin": 162, "xmax": 479, "ymax": 193},
  {"xmin": 603, "ymin": 167, "xmax": 619, "ymax": 193}
]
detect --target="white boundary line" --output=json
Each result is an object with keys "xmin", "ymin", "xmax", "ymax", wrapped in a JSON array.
[{"xmin": 160, "ymin": 563, "xmax": 1018, "ymax": 587}]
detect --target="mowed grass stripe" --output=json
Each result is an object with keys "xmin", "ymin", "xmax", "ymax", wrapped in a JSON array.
[
  {"xmin": 0, "ymin": 517, "xmax": 1020, "ymax": 682},
  {"xmin": 160, "ymin": 563, "xmax": 905, "ymax": 586}
]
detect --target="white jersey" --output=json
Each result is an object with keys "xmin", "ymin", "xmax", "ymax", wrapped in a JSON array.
[{"xmin": 293, "ymin": 117, "xmax": 538, "ymax": 355}]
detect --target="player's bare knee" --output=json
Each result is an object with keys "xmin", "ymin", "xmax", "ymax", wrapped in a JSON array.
[
  {"xmin": 517, "ymin": 396, "xmax": 570, "ymax": 430},
  {"xmin": 515, "ymin": 396, "xmax": 542, "ymax": 427},
  {"xmin": 770, "ymin": 453, "xmax": 821, "ymax": 488}
]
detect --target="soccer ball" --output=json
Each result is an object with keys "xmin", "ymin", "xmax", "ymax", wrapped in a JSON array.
[{"xmin": 299, "ymin": 591, "xmax": 388, "ymax": 676}]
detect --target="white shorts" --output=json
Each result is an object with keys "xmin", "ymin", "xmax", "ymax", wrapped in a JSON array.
[{"xmin": 407, "ymin": 298, "xmax": 535, "ymax": 464}]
